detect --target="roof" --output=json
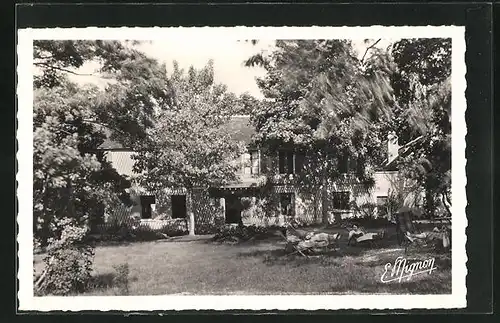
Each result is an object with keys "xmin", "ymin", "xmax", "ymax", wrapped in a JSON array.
[
  {"xmin": 223, "ymin": 115, "xmax": 256, "ymax": 146},
  {"xmin": 96, "ymin": 126, "xmax": 127, "ymax": 150},
  {"xmin": 97, "ymin": 115, "xmax": 256, "ymax": 150},
  {"xmin": 100, "ymin": 138, "xmax": 125, "ymax": 150}
]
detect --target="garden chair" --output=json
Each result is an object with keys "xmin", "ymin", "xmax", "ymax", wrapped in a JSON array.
[
  {"xmin": 277, "ymin": 229, "xmax": 310, "ymax": 258},
  {"xmin": 278, "ymin": 223, "xmax": 341, "ymax": 258},
  {"xmin": 347, "ymin": 225, "xmax": 365, "ymax": 245},
  {"xmin": 348, "ymin": 226, "xmax": 386, "ymax": 248}
]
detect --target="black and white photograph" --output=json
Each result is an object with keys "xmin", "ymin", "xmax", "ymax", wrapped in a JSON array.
[{"xmin": 17, "ymin": 26, "xmax": 467, "ymax": 311}]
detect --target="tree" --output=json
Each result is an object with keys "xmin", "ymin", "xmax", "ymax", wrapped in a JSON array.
[
  {"xmin": 33, "ymin": 40, "xmax": 171, "ymax": 246},
  {"xmin": 246, "ymin": 40, "xmax": 396, "ymax": 224},
  {"xmin": 133, "ymin": 61, "xmax": 246, "ymax": 233},
  {"xmin": 33, "ymin": 40, "xmax": 173, "ymax": 293},
  {"xmin": 390, "ymin": 38, "xmax": 452, "ymax": 217}
]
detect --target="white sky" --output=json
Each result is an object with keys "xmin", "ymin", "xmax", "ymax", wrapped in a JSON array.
[{"xmin": 69, "ymin": 38, "xmax": 397, "ymax": 99}]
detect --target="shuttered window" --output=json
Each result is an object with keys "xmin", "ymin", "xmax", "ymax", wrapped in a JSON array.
[{"xmin": 250, "ymin": 150, "xmax": 260, "ymax": 175}]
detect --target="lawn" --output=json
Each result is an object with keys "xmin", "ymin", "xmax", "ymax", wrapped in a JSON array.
[{"xmin": 34, "ymin": 231, "xmax": 451, "ymax": 295}]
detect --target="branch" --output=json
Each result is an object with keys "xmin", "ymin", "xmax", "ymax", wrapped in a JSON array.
[
  {"xmin": 34, "ymin": 268, "xmax": 47, "ymax": 290},
  {"xmin": 360, "ymin": 39, "xmax": 382, "ymax": 64},
  {"xmin": 80, "ymin": 119, "xmax": 154, "ymax": 149},
  {"xmin": 34, "ymin": 53, "xmax": 55, "ymax": 60},
  {"xmin": 34, "ymin": 61, "xmax": 96, "ymax": 76},
  {"xmin": 80, "ymin": 119, "xmax": 131, "ymax": 141}
]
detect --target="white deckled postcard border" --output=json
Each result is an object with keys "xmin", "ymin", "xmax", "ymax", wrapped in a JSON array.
[{"xmin": 17, "ymin": 26, "xmax": 467, "ymax": 311}]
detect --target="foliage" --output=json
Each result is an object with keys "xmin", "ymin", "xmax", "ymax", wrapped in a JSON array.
[
  {"xmin": 246, "ymin": 40, "xmax": 396, "ymax": 222},
  {"xmin": 212, "ymin": 225, "xmax": 275, "ymax": 243},
  {"xmin": 33, "ymin": 81, "xmax": 132, "ymax": 245},
  {"xmin": 36, "ymin": 219, "xmax": 94, "ymax": 295},
  {"xmin": 390, "ymin": 38, "xmax": 452, "ymax": 216},
  {"xmin": 233, "ymin": 92, "xmax": 263, "ymax": 115},
  {"xmin": 33, "ymin": 40, "xmax": 172, "ymax": 246},
  {"xmin": 350, "ymin": 200, "xmax": 378, "ymax": 219},
  {"xmin": 33, "ymin": 40, "xmax": 175, "ymax": 294},
  {"xmin": 247, "ymin": 40, "xmax": 395, "ymax": 178},
  {"xmin": 133, "ymin": 61, "xmax": 245, "ymax": 191}
]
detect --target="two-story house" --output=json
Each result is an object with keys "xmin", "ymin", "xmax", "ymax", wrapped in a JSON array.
[{"xmin": 97, "ymin": 115, "xmax": 403, "ymax": 235}]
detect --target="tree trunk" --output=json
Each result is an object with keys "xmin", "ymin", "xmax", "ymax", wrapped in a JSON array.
[
  {"xmin": 424, "ymin": 182, "xmax": 434, "ymax": 219},
  {"xmin": 441, "ymin": 192, "xmax": 452, "ymax": 217},
  {"xmin": 186, "ymin": 192, "xmax": 195, "ymax": 236},
  {"xmin": 312, "ymin": 191, "xmax": 319, "ymax": 224},
  {"xmin": 321, "ymin": 179, "xmax": 329, "ymax": 225}
]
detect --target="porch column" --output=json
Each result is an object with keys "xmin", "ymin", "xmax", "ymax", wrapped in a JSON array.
[{"xmin": 220, "ymin": 197, "xmax": 226, "ymax": 224}]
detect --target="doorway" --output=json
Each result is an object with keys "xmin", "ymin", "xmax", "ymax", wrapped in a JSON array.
[
  {"xmin": 225, "ymin": 195, "xmax": 242, "ymax": 224},
  {"xmin": 140, "ymin": 195, "xmax": 156, "ymax": 219},
  {"xmin": 171, "ymin": 195, "xmax": 187, "ymax": 219}
]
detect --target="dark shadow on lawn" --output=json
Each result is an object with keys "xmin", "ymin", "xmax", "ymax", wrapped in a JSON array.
[
  {"xmin": 89, "ymin": 240, "xmax": 134, "ymax": 248},
  {"xmin": 205, "ymin": 235, "xmax": 283, "ymax": 246},
  {"xmin": 87, "ymin": 272, "xmax": 138, "ymax": 293},
  {"xmin": 88, "ymin": 273, "xmax": 116, "ymax": 289},
  {"xmin": 235, "ymin": 246, "xmax": 368, "ymax": 267}
]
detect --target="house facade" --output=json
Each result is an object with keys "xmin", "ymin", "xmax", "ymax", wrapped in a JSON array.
[{"xmin": 98, "ymin": 116, "xmax": 402, "ymax": 235}]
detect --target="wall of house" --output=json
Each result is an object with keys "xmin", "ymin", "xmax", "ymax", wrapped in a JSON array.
[
  {"xmin": 101, "ymin": 147, "xmax": 408, "ymax": 232},
  {"xmin": 373, "ymin": 171, "xmax": 399, "ymax": 199},
  {"xmin": 105, "ymin": 151, "xmax": 137, "ymax": 177},
  {"xmin": 97, "ymin": 186, "xmax": 189, "ymax": 236},
  {"xmin": 295, "ymin": 191, "xmax": 322, "ymax": 224}
]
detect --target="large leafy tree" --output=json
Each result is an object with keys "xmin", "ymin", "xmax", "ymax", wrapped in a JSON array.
[
  {"xmin": 390, "ymin": 38, "xmax": 452, "ymax": 216},
  {"xmin": 246, "ymin": 40, "xmax": 395, "ymax": 223},
  {"xmin": 133, "ymin": 61, "xmax": 244, "ymax": 190},
  {"xmin": 33, "ymin": 40, "xmax": 172, "ymax": 246},
  {"xmin": 132, "ymin": 61, "xmax": 245, "ymax": 234}
]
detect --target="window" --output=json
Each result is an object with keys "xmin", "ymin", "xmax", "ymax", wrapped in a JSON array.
[
  {"xmin": 376, "ymin": 196, "xmax": 388, "ymax": 216},
  {"xmin": 279, "ymin": 150, "xmax": 294, "ymax": 174},
  {"xmin": 338, "ymin": 154, "xmax": 349, "ymax": 174},
  {"xmin": 140, "ymin": 195, "xmax": 156, "ymax": 219},
  {"xmin": 332, "ymin": 191, "xmax": 350, "ymax": 210},
  {"xmin": 242, "ymin": 153, "xmax": 252, "ymax": 175},
  {"xmin": 242, "ymin": 150, "xmax": 260, "ymax": 175},
  {"xmin": 250, "ymin": 150, "xmax": 260, "ymax": 175},
  {"xmin": 279, "ymin": 193, "xmax": 294, "ymax": 217},
  {"xmin": 294, "ymin": 152, "xmax": 305, "ymax": 173}
]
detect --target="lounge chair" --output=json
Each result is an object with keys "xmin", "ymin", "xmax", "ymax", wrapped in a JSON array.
[
  {"xmin": 348, "ymin": 225, "xmax": 386, "ymax": 247},
  {"xmin": 279, "ymin": 223, "xmax": 341, "ymax": 257}
]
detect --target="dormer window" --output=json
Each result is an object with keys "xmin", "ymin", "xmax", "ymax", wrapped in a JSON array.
[
  {"xmin": 242, "ymin": 150, "xmax": 260, "ymax": 175},
  {"xmin": 250, "ymin": 150, "xmax": 260, "ymax": 175}
]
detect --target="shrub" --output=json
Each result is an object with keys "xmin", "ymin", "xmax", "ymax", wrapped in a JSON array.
[
  {"xmin": 212, "ymin": 225, "xmax": 275, "ymax": 243},
  {"xmin": 36, "ymin": 219, "xmax": 95, "ymax": 295},
  {"xmin": 39, "ymin": 246, "xmax": 94, "ymax": 295}
]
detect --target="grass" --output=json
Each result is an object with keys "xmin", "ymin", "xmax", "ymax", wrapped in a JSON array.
[{"xmin": 33, "ymin": 228, "xmax": 451, "ymax": 295}]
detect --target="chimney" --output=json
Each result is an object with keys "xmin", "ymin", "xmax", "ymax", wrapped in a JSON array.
[{"xmin": 387, "ymin": 131, "xmax": 399, "ymax": 164}]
